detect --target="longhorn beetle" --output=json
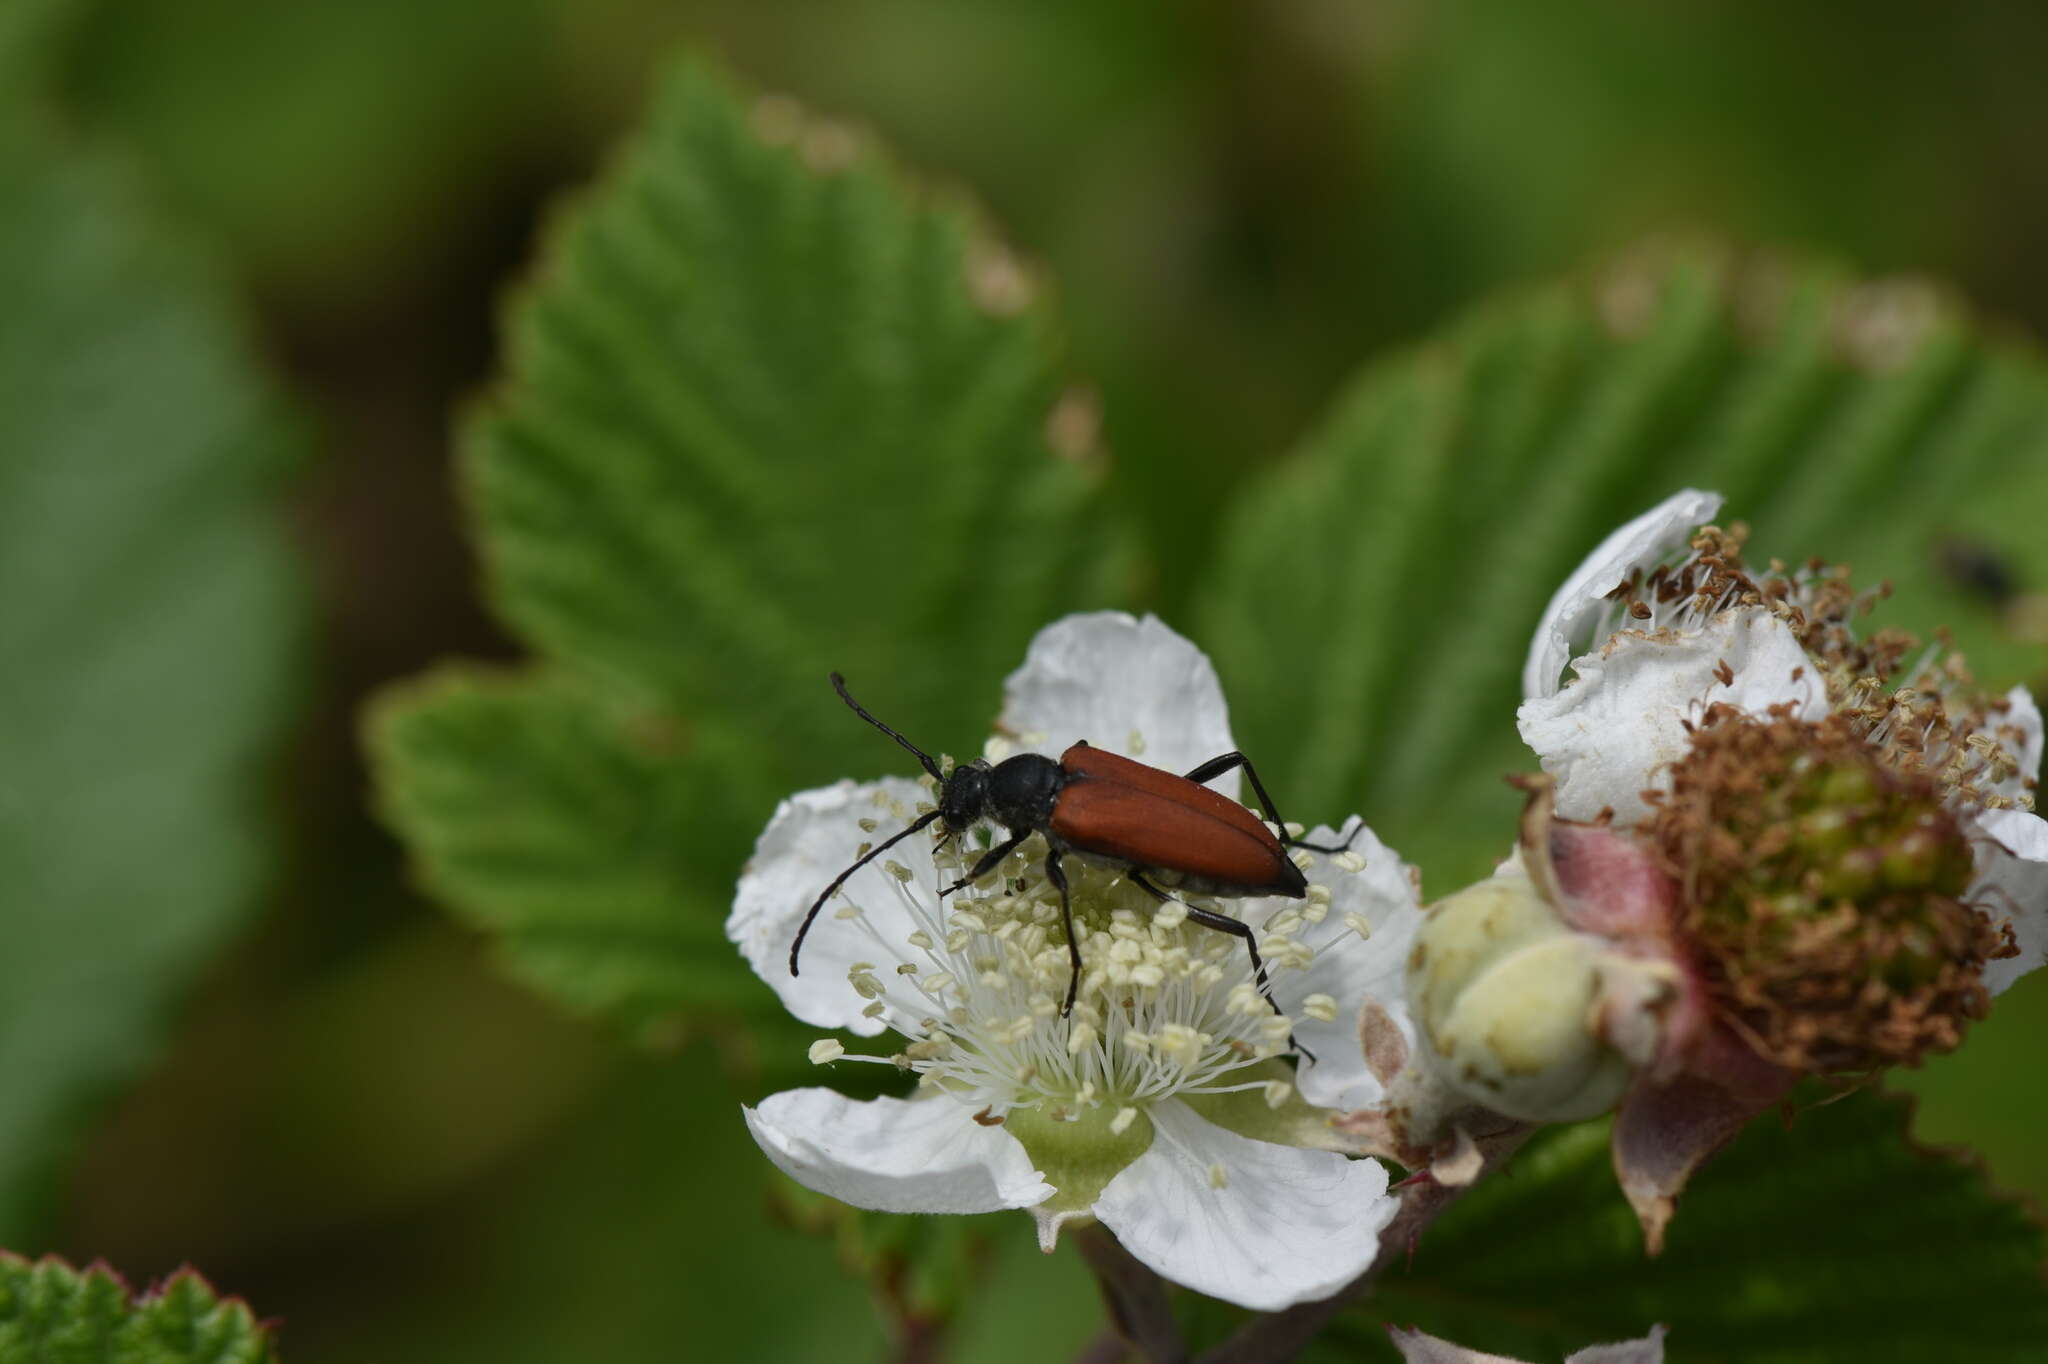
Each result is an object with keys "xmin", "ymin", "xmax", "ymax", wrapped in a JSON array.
[{"xmin": 789, "ymin": 673, "xmax": 1358, "ymax": 1041}]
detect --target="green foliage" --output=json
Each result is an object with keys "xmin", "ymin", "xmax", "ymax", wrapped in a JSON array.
[
  {"xmin": 771, "ymin": 1181, "xmax": 993, "ymax": 1337},
  {"xmin": 372, "ymin": 56, "xmax": 1118, "ymax": 1030},
  {"xmin": 0, "ymin": 1255, "xmax": 276, "ymax": 1364},
  {"xmin": 4, "ymin": 4, "xmax": 2044, "ymax": 1360},
  {"xmin": 0, "ymin": 141, "xmax": 303, "ymax": 1236},
  {"xmin": 271, "ymin": 1050, "xmax": 1099, "ymax": 1364},
  {"xmin": 1346, "ymin": 1090, "xmax": 2048, "ymax": 1362},
  {"xmin": 1198, "ymin": 244, "xmax": 2048, "ymax": 889},
  {"xmin": 467, "ymin": 56, "xmax": 1114, "ymax": 760},
  {"xmin": 1896, "ymin": 975, "xmax": 2048, "ymax": 1206},
  {"xmin": 0, "ymin": 0, "xmax": 79, "ymax": 115},
  {"xmin": 367, "ymin": 667, "xmax": 765, "ymax": 1029},
  {"xmin": 61, "ymin": 0, "xmax": 565, "ymax": 316},
  {"xmin": 367, "ymin": 61, "xmax": 2048, "ymax": 1352},
  {"xmin": 1358, "ymin": 5, "xmax": 2048, "ymax": 355}
]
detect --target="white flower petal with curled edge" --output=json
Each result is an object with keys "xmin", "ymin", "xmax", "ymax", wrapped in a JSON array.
[
  {"xmin": 728, "ymin": 777, "xmax": 935, "ymax": 1035},
  {"xmin": 1988, "ymin": 685, "xmax": 2044, "ymax": 807},
  {"xmin": 1518, "ymin": 612, "xmax": 1826, "ymax": 824},
  {"xmin": 745, "ymin": 1088, "xmax": 1054, "ymax": 1214},
  {"xmin": 1524, "ymin": 489, "xmax": 1723, "ymax": 700},
  {"xmin": 1972, "ymin": 806, "xmax": 2048, "ymax": 995}
]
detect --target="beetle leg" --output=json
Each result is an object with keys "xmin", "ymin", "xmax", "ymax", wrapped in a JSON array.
[
  {"xmin": 1181, "ymin": 751, "xmax": 1363, "ymax": 854},
  {"xmin": 939, "ymin": 829, "xmax": 1030, "ymax": 898},
  {"xmin": 1129, "ymin": 870, "xmax": 1319, "ymax": 1065},
  {"xmin": 1165, "ymin": 896, "xmax": 1274, "ymax": 1008},
  {"xmin": 1045, "ymin": 850, "xmax": 1083, "ymax": 1017}
]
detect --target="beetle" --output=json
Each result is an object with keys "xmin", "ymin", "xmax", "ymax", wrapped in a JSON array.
[
  {"xmin": 1934, "ymin": 534, "xmax": 2021, "ymax": 609},
  {"xmin": 788, "ymin": 672, "xmax": 1357, "ymax": 1032}
]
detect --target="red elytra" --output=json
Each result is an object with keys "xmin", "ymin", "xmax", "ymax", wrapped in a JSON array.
[{"xmin": 1048, "ymin": 743, "xmax": 1308, "ymax": 898}]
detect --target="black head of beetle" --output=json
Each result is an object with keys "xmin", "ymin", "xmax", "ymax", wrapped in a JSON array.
[
  {"xmin": 823, "ymin": 672, "xmax": 1071, "ymax": 839},
  {"xmin": 788, "ymin": 675, "xmax": 1071, "ymax": 978},
  {"xmin": 936, "ymin": 757, "xmax": 991, "ymax": 830},
  {"xmin": 945, "ymin": 751, "xmax": 1068, "ymax": 836}
]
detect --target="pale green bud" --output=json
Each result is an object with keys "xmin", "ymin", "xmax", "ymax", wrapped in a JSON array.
[{"xmin": 1406, "ymin": 865, "xmax": 1635, "ymax": 1123}]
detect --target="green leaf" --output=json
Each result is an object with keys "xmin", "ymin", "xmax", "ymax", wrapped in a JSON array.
[
  {"xmin": 376, "ymin": 55, "xmax": 1119, "ymax": 1028},
  {"xmin": 1197, "ymin": 243, "xmax": 2048, "ymax": 889},
  {"xmin": 367, "ymin": 667, "xmax": 764, "ymax": 1031},
  {"xmin": 0, "ymin": 144, "xmax": 303, "ymax": 1234},
  {"xmin": 1354, "ymin": 1090, "xmax": 2048, "ymax": 1362},
  {"xmin": 0, "ymin": 1254, "xmax": 278, "ymax": 1363},
  {"xmin": 465, "ymin": 55, "xmax": 1115, "ymax": 781}
]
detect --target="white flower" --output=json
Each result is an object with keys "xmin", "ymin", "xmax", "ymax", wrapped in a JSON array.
[
  {"xmin": 1516, "ymin": 488, "xmax": 2048, "ymax": 993},
  {"xmin": 729, "ymin": 612, "xmax": 1421, "ymax": 1311}
]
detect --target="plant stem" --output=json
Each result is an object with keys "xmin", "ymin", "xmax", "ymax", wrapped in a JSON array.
[
  {"xmin": 1074, "ymin": 1224, "xmax": 1188, "ymax": 1363},
  {"xmin": 1072, "ymin": 1329, "xmax": 1132, "ymax": 1364}
]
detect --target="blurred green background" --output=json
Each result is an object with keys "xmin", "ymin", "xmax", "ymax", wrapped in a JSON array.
[{"xmin": 8, "ymin": 1, "xmax": 2048, "ymax": 1359}]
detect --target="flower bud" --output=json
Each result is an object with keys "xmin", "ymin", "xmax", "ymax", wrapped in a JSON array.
[{"xmin": 1406, "ymin": 866, "xmax": 1637, "ymax": 1123}]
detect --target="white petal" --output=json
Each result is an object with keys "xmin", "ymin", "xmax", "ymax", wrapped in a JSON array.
[
  {"xmin": 744, "ymin": 1088, "xmax": 1054, "ymax": 1214},
  {"xmin": 1281, "ymin": 822, "xmax": 1425, "ymax": 1110},
  {"xmin": 1972, "ymin": 807, "xmax": 2048, "ymax": 995},
  {"xmin": 1569, "ymin": 1326, "xmax": 1669, "ymax": 1364},
  {"xmin": 1523, "ymin": 490, "xmax": 1724, "ymax": 700},
  {"xmin": 998, "ymin": 612, "xmax": 1238, "ymax": 796},
  {"xmin": 1517, "ymin": 611, "xmax": 1825, "ymax": 824},
  {"xmin": 1387, "ymin": 1324, "xmax": 1667, "ymax": 1364},
  {"xmin": 1384, "ymin": 1327, "xmax": 1531, "ymax": 1359},
  {"xmin": 1092, "ymin": 1100, "xmax": 1394, "ymax": 1311},
  {"xmin": 1386, "ymin": 1327, "xmax": 1528, "ymax": 1364},
  {"xmin": 1989, "ymin": 685, "xmax": 2044, "ymax": 806},
  {"xmin": 727, "ymin": 777, "xmax": 943, "ymax": 1034}
]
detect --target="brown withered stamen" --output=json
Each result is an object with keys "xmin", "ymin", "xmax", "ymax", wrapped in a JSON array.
[
  {"xmin": 1647, "ymin": 708, "xmax": 2011, "ymax": 1074},
  {"xmin": 1605, "ymin": 524, "xmax": 2036, "ymax": 813}
]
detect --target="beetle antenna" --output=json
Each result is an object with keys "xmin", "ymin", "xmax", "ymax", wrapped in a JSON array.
[
  {"xmin": 831, "ymin": 672, "xmax": 945, "ymax": 781},
  {"xmin": 790, "ymin": 808, "xmax": 944, "ymax": 976}
]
